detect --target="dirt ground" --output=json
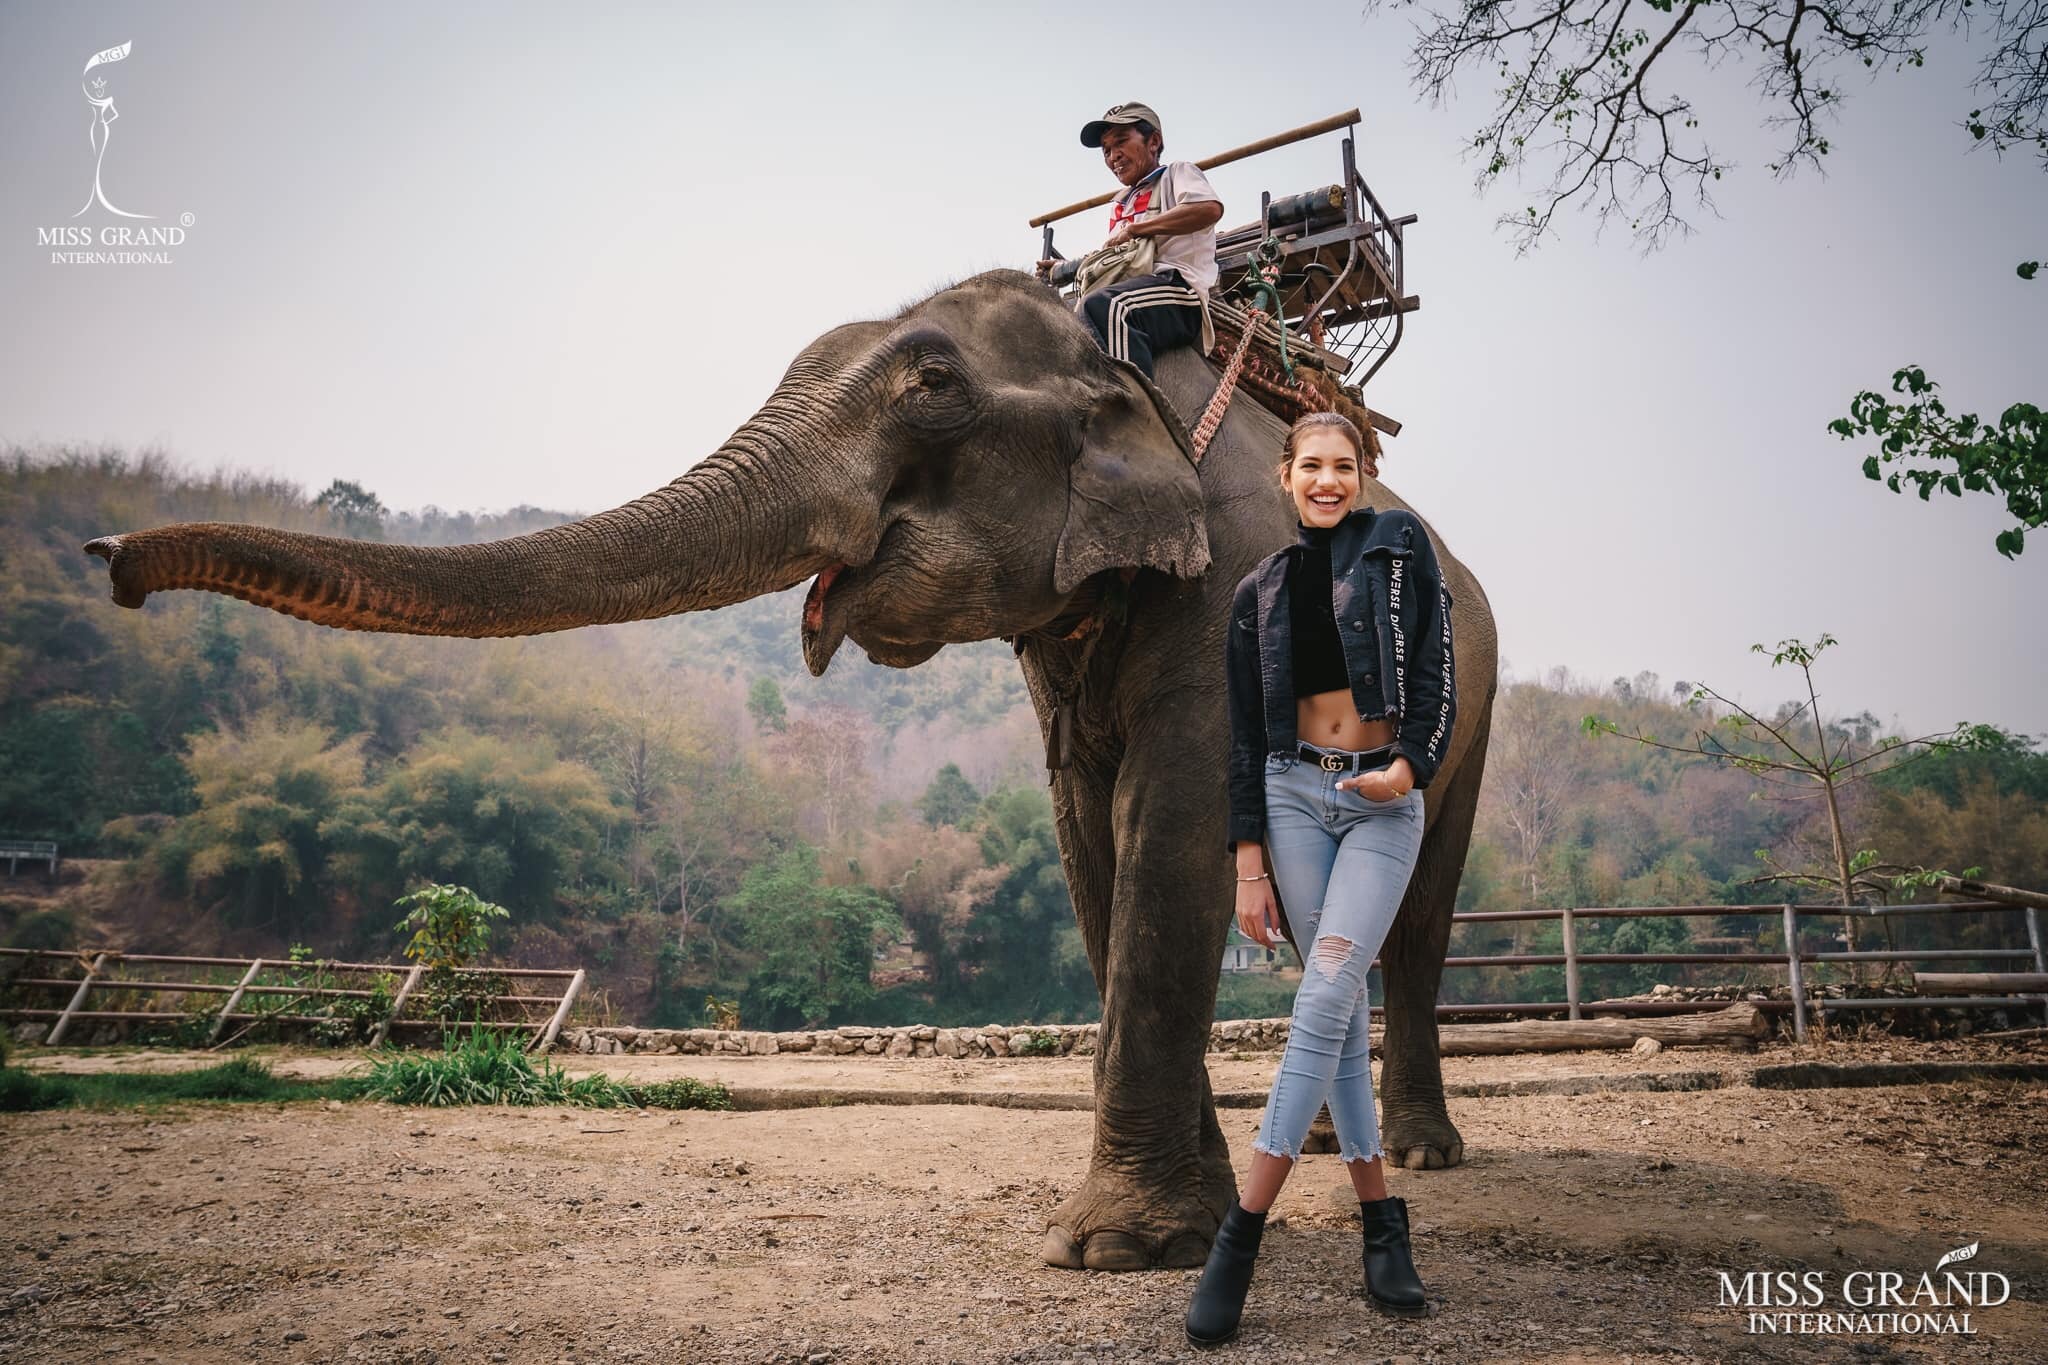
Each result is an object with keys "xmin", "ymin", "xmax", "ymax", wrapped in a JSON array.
[{"xmin": 3, "ymin": 1035, "xmax": 2045, "ymax": 1364}]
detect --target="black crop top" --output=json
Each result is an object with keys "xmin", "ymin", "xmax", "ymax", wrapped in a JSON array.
[{"xmin": 1290, "ymin": 524, "xmax": 1350, "ymax": 696}]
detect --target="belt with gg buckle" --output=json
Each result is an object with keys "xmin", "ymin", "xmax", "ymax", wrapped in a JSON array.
[{"xmin": 1296, "ymin": 743, "xmax": 1394, "ymax": 773}]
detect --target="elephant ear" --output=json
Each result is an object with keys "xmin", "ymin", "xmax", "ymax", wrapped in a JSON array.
[{"xmin": 1053, "ymin": 365, "xmax": 1211, "ymax": 596}]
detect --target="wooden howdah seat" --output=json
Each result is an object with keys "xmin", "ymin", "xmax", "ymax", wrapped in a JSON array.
[{"xmin": 1034, "ymin": 109, "xmax": 1419, "ymax": 452}]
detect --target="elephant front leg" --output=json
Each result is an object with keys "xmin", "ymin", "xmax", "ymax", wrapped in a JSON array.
[{"xmin": 1040, "ymin": 739, "xmax": 1238, "ymax": 1270}]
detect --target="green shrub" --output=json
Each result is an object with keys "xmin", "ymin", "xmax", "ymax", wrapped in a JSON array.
[
  {"xmin": 628, "ymin": 1077, "xmax": 734, "ymax": 1111},
  {"xmin": 0, "ymin": 1066, "xmax": 62, "ymax": 1111},
  {"xmin": 420, "ymin": 969, "xmax": 510, "ymax": 1024},
  {"xmin": 1009, "ymin": 1029, "xmax": 1060, "ymax": 1057},
  {"xmin": 362, "ymin": 1025, "xmax": 631, "ymax": 1108},
  {"xmin": 4, "ymin": 907, "xmax": 79, "ymax": 951},
  {"xmin": 395, "ymin": 884, "xmax": 509, "ymax": 972},
  {"xmin": 359, "ymin": 1027, "xmax": 735, "ymax": 1111}
]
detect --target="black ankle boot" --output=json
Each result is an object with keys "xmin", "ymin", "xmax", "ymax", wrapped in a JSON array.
[
  {"xmin": 1184, "ymin": 1201, "xmax": 1266, "ymax": 1346},
  {"xmin": 1359, "ymin": 1195, "xmax": 1427, "ymax": 1316}
]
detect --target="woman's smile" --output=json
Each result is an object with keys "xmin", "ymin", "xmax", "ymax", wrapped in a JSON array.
[{"xmin": 1286, "ymin": 428, "xmax": 1362, "ymax": 527}]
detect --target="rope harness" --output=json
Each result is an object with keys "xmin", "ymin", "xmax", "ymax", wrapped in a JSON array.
[{"xmin": 1189, "ymin": 237, "xmax": 1290, "ymax": 463}]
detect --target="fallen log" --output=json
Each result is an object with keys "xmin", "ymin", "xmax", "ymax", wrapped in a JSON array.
[
  {"xmin": 1935, "ymin": 876, "xmax": 2048, "ymax": 912},
  {"xmin": 1428, "ymin": 1002, "xmax": 1769, "ymax": 1056},
  {"xmin": 1913, "ymin": 972, "xmax": 2048, "ymax": 993},
  {"xmin": 1977, "ymin": 1025, "xmax": 2048, "ymax": 1041}
]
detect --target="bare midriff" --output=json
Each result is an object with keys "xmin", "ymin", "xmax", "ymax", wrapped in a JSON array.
[{"xmin": 1296, "ymin": 689, "xmax": 1395, "ymax": 752}]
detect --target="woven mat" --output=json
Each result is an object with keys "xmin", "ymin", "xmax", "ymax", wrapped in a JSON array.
[{"xmin": 1203, "ymin": 300, "xmax": 1383, "ymax": 475}]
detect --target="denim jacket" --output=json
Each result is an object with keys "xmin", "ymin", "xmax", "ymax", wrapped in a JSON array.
[{"xmin": 1225, "ymin": 507, "xmax": 1457, "ymax": 849}]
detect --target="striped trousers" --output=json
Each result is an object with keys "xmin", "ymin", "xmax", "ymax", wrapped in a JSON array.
[{"xmin": 1078, "ymin": 270, "xmax": 1205, "ymax": 380}]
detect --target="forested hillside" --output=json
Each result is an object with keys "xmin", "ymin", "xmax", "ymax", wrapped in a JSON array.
[{"xmin": 4, "ymin": 448, "xmax": 2042, "ymax": 1024}]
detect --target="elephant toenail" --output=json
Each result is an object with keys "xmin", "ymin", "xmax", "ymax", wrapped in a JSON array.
[
  {"xmin": 1039, "ymin": 1225, "xmax": 1085, "ymax": 1269},
  {"xmin": 1080, "ymin": 1229, "xmax": 1152, "ymax": 1271},
  {"xmin": 1159, "ymin": 1230, "xmax": 1211, "ymax": 1268}
]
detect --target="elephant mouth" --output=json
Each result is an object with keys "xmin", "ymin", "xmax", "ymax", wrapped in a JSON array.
[
  {"xmin": 800, "ymin": 555, "xmax": 947, "ymax": 675},
  {"xmin": 801, "ymin": 563, "xmax": 851, "ymax": 676}
]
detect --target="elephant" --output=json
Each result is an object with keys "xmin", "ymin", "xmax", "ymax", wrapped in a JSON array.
[{"xmin": 83, "ymin": 268, "xmax": 1497, "ymax": 1271}]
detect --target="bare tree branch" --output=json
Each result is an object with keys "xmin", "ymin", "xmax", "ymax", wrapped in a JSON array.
[{"xmin": 1371, "ymin": 0, "xmax": 2042, "ymax": 249}]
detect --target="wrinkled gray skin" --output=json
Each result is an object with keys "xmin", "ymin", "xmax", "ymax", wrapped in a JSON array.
[{"xmin": 84, "ymin": 270, "xmax": 1497, "ymax": 1271}]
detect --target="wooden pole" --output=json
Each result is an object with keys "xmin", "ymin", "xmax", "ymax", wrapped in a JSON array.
[
  {"xmin": 45, "ymin": 952, "xmax": 109, "ymax": 1045},
  {"xmin": 1028, "ymin": 109, "xmax": 1363, "ymax": 227},
  {"xmin": 1911, "ymin": 972, "xmax": 2048, "ymax": 993},
  {"xmin": 208, "ymin": 958, "xmax": 265, "ymax": 1045},
  {"xmin": 372, "ymin": 963, "xmax": 424, "ymax": 1049},
  {"xmin": 1782, "ymin": 905, "xmax": 1808, "ymax": 1043},
  {"xmin": 1561, "ymin": 908, "xmax": 1581, "ymax": 1021},
  {"xmin": 1936, "ymin": 875, "xmax": 2048, "ymax": 912},
  {"xmin": 1976, "ymin": 1025, "xmax": 2048, "ymax": 1041},
  {"xmin": 532, "ymin": 968, "xmax": 585, "ymax": 1053},
  {"xmin": 2030, "ymin": 907, "xmax": 2048, "ymax": 1026},
  {"xmin": 1939, "ymin": 875, "xmax": 2048, "ymax": 1025},
  {"xmin": 1429, "ymin": 1002, "xmax": 1769, "ymax": 1055}
]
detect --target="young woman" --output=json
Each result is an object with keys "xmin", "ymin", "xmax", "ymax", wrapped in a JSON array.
[{"xmin": 1186, "ymin": 412, "xmax": 1457, "ymax": 1346}]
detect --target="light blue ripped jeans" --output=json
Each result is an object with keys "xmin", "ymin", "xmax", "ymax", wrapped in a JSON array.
[{"xmin": 1251, "ymin": 742, "xmax": 1426, "ymax": 1165}]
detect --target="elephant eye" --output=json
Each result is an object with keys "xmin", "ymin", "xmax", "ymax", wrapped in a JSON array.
[{"xmin": 894, "ymin": 354, "xmax": 974, "ymax": 437}]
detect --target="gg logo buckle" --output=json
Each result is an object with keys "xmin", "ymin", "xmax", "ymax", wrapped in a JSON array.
[{"xmin": 1318, "ymin": 752, "xmax": 1344, "ymax": 772}]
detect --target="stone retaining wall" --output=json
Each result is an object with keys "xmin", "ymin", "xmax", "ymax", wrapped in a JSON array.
[
  {"xmin": 557, "ymin": 1017, "xmax": 1292, "ymax": 1058},
  {"xmin": 553, "ymin": 983, "xmax": 2023, "ymax": 1058}
]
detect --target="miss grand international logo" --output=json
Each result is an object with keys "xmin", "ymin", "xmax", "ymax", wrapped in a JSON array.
[
  {"xmin": 1714, "ymin": 1241, "xmax": 2013, "ymax": 1337},
  {"xmin": 36, "ymin": 41, "xmax": 195, "ymax": 265}
]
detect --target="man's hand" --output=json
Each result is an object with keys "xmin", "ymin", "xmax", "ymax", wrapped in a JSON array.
[
  {"xmin": 1035, "ymin": 258, "xmax": 1056, "ymax": 281},
  {"xmin": 1104, "ymin": 223, "xmax": 1139, "ymax": 248}
]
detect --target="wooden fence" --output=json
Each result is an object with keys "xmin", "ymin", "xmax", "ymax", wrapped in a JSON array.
[
  {"xmin": 0, "ymin": 949, "xmax": 585, "ymax": 1052},
  {"xmin": 3, "ymin": 890, "xmax": 2040, "ymax": 1052},
  {"xmin": 1426, "ymin": 896, "xmax": 2046, "ymax": 1042},
  {"xmin": 0, "ymin": 839, "xmax": 58, "ymax": 876}
]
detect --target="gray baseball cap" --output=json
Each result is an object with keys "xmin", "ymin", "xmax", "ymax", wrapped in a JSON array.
[{"xmin": 1080, "ymin": 102, "xmax": 1162, "ymax": 148}]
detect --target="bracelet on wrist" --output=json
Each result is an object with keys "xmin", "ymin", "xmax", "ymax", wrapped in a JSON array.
[{"xmin": 1235, "ymin": 873, "xmax": 1268, "ymax": 882}]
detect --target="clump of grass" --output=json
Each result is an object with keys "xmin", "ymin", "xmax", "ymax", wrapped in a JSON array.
[
  {"xmin": 629, "ymin": 1077, "xmax": 734, "ymax": 1112},
  {"xmin": 363, "ymin": 1026, "xmax": 619, "ymax": 1107},
  {"xmin": 0, "ymin": 1028, "xmax": 734, "ymax": 1114},
  {"xmin": 361, "ymin": 1026, "xmax": 731, "ymax": 1111},
  {"xmin": 0, "ymin": 1065, "xmax": 61, "ymax": 1111},
  {"xmin": 1009, "ymin": 1029, "xmax": 1061, "ymax": 1057},
  {"xmin": 0, "ymin": 1056, "xmax": 351, "ymax": 1112}
]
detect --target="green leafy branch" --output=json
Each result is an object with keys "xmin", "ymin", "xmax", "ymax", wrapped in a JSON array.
[
  {"xmin": 394, "ymin": 884, "xmax": 508, "ymax": 973},
  {"xmin": 1745, "ymin": 845, "xmax": 1982, "ymax": 904},
  {"xmin": 1832, "ymin": 344, "xmax": 2047, "ymax": 558}
]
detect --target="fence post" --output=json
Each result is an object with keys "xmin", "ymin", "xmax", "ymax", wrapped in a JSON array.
[
  {"xmin": 1782, "ymin": 905, "xmax": 1808, "ymax": 1044},
  {"xmin": 2027, "ymin": 907, "xmax": 2047, "ymax": 1026},
  {"xmin": 372, "ymin": 963, "xmax": 425, "ymax": 1050},
  {"xmin": 208, "ymin": 958, "xmax": 265, "ymax": 1045},
  {"xmin": 531, "ymin": 968, "xmax": 586, "ymax": 1054},
  {"xmin": 1561, "ymin": 907, "xmax": 1581, "ymax": 1021},
  {"xmin": 45, "ymin": 951, "xmax": 110, "ymax": 1045}
]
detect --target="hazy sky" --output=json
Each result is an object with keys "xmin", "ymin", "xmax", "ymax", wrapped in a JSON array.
[{"xmin": 4, "ymin": 2, "xmax": 2043, "ymax": 734}]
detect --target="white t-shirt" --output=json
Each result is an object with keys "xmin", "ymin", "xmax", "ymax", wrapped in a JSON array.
[{"xmin": 1105, "ymin": 160, "xmax": 1220, "ymax": 293}]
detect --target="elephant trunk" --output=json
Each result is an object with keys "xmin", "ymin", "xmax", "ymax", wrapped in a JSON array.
[{"xmin": 83, "ymin": 434, "xmax": 861, "ymax": 637}]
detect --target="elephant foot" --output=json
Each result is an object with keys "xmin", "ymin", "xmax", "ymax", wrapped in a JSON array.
[
  {"xmin": 1301, "ymin": 1104, "xmax": 1339, "ymax": 1155},
  {"xmin": 1040, "ymin": 1162, "xmax": 1234, "ymax": 1271},
  {"xmin": 1382, "ymin": 1107, "xmax": 1465, "ymax": 1171}
]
